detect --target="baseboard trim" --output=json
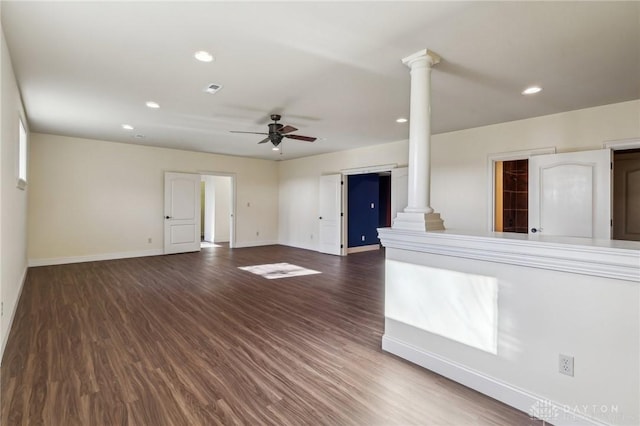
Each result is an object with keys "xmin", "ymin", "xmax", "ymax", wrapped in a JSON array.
[
  {"xmin": 277, "ymin": 240, "xmax": 317, "ymax": 252},
  {"xmin": 347, "ymin": 244, "xmax": 380, "ymax": 254},
  {"xmin": 382, "ymin": 335, "xmax": 608, "ymax": 426},
  {"xmin": 28, "ymin": 249, "xmax": 164, "ymax": 267},
  {"xmin": 233, "ymin": 240, "xmax": 278, "ymax": 249},
  {"xmin": 1, "ymin": 266, "xmax": 28, "ymax": 364}
]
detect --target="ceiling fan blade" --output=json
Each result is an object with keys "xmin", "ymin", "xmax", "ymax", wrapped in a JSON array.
[
  {"xmin": 278, "ymin": 125, "xmax": 298, "ymax": 134},
  {"xmin": 230, "ymin": 131, "xmax": 268, "ymax": 135},
  {"xmin": 285, "ymin": 134, "xmax": 317, "ymax": 142},
  {"xmin": 257, "ymin": 137, "xmax": 271, "ymax": 144}
]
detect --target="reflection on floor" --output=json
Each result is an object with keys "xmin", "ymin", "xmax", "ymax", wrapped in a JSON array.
[
  {"xmin": 200, "ymin": 241, "xmax": 222, "ymax": 248},
  {"xmin": 238, "ymin": 262, "xmax": 322, "ymax": 280}
]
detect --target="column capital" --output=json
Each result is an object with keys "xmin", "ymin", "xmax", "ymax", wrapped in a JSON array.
[{"xmin": 401, "ymin": 49, "xmax": 441, "ymax": 68}]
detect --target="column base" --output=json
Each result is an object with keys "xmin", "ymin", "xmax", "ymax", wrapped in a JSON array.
[{"xmin": 392, "ymin": 211, "xmax": 445, "ymax": 231}]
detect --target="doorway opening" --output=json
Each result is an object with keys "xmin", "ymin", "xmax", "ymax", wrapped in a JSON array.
[
  {"xmin": 200, "ymin": 175, "xmax": 234, "ymax": 248},
  {"xmin": 613, "ymin": 148, "xmax": 640, "ymax": 241},
  {"xmin": 494, "ymin": 159, "xmax": 528, "ymax": 233},
  {"xmin": 346, "ymin": 172, "xmax": 391, "ymax": 253}
]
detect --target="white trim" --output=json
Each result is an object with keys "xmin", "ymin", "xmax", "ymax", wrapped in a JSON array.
[
  {"xmin": 340, "ymin": 163, "xmax": 398, "ymax": 175},
  {"xmin": 341, "ymin": 165, "xmax": 403, "ymax": 255},
  {"xmin": 486, "ymin": 147, "xmax": 556, "ymax": 232},
  {"xmin": 28, "ymin": 249, "xmax": 164, "ymax": 267},
  {"xmin": 278, "ymin": 240, "xmax": 316, "ymax": 252},
  {"xmin": 378, "ymin": 228, "xmax": 640, "ymax": 282},
  {"xmin": 603, "ymin": 138, "xmax": 640, "ymax": 151},
  {"xmin": 382, "ymin": 334, "xmax": 608, "ymax": 426},
  {"xmin": 488, "ymin": 147, "xmax": 557, "ymax": 163},
  {"xmin": 233, "ymin": 240, "xmax": 278, "ymax": 249},
  {"xmin": 341, "ymin": 172, "xmax": 348, "ymax": 256},
  {"xmin": 1, "ymin": 267, "xmax": 28, "ymax": 363}
]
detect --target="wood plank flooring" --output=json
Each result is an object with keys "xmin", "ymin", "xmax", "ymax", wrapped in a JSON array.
[{"xmin": 1, "ymin": 246, "xmax": 540, "ymax": 425}]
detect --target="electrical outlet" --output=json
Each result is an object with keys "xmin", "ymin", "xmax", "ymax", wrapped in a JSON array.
[
  {"xmin": 361, "ymin": 235, "xmax": 365, "ymax": 241},
  {"xmin": 256, "ymin": 231, "xmax": 260, "ymax": 236},
  {"xmin": 559, "ymin": 354, "xmax": 574, "ymax": 376},
  {"xmin": 310, "ymin": 234, "xmax": 313, "ymax": 240},
  {"xmin": 148, "ymin": 237, "xmax": 152, "ymax": 244}
]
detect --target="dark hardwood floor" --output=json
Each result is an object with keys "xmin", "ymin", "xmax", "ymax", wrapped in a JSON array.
[{"xmin": 1, "ymin": 246, "xmax": 540, "ymax": 425}]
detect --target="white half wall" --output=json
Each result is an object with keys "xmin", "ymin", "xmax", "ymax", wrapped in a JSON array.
[
  {"xmin": 28, "ymin": 134, "xmax": 278, "ymax": 263},
  {"xmin": 380, "ymin": 232, "xmax": 640, "ymax": 426},
  {"xmin": 1, "ymin": 19, "xmax": 29, "ymax": 361}
]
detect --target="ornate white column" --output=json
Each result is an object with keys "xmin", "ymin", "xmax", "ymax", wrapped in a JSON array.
[{"xmin": 393, "ymin": 49, "xmax": 445, "ymax": 231}]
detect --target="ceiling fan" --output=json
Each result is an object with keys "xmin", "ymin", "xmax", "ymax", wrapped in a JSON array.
[{"xmin": 230, "ymin": 114, "xmax": 317, "ymax": 147}]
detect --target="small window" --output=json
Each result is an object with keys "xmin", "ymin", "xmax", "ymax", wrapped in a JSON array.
[{"xmin": 17, "ymin": 118, "xmax": 27, "ymax": 189}]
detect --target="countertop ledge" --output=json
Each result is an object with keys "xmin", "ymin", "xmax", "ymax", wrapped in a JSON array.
[{"xmin": 377, "ymin": 228, "xmax": 640, "ymax": 283}]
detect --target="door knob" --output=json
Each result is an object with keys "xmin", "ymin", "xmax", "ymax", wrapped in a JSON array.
[
  {"xmin": 530, "ymin": 227, "xmax": 537, "ymax": 233},
  {"xmin": 165, "ymin": 215, "xmax": 171, "ymax": 219},
  {"xmin": 319, "ymin": 216, "xmax": 323, "ymax": 219}
]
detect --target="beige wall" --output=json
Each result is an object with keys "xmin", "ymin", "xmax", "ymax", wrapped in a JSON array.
[
  {"xmin": 431, "ymin": 100, "xmax": 640, "ymax": 233},
  {"xmin": 28, "ymin": 134, "xmax": 279, "ymax": 262},
  {"xmin": 278, "ymin": 100, "xmax": 640, "ymax": 249},
  {"xmin": 278, "ymin": 140, "xmax": 408, "ymax": 250},
  {"xmin": 1, "ymin": 19, "xmax": 29, "ymax": 359},
  {"xmin": 27, "ymin": 100, "xmax": 640, "ymax": 264}
]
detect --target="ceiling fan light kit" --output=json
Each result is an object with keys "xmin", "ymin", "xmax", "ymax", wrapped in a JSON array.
[{"xmin": 230, "ymin": 113, "xmax": 317, "ymax": 149}]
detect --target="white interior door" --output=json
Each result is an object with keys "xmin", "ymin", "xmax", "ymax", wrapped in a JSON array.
[
  {"xmin": 318, "ymin": 174, "xmax": 342, "ymax": 255},
  {"xmin": 391, "ymin": 167, "xmax": 408, "ymax": 221},
  {"xmin": 529, "ymin": 149, "xmax": 611, "ymax": 239},
  {"xmin": 164, "ymin": 172, "xmax": 201, "ymax": 254}
]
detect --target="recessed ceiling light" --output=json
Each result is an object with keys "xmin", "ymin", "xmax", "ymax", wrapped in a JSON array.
[
  {"xmin": 522, "ymin": 86, "xmax": 542, "ymax": 95},
  {"xmin": 396, "ymin": 118, "xmax": 408, "ymax": 123},
  {"xmin": 194, "ymin": 50, "xmax": 214, "ymax": 63},
  {"xmin": 121, "ymin": 124, "xmax": 134, "ymax": 130},
  {"xmin": 145, "ymin": 101, "xmax": 160, "ymax": 109}
]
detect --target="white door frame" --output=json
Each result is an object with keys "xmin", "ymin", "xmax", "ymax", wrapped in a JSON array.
[
  {"xmin": 340, "ymin": 163, "xmax": 401, "ymax": 256},
  {"xmin": 198, "ymin": 171, "xmax": 237, "ymax": 248},
  {"xmin": 603, "ymin": 138, "xmax": 640, "ymax": 151},
  {"xmin": 604, "ymin": 138, "xmax": 640, "ymax": 241},
  {"xmin": 486, "ymin": 148, "xmax": 556, "ymax": 232}
]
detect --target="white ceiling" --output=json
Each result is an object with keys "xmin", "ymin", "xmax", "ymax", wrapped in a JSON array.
[{"xmin": 2, "ymin": 1, "xmax": 639, "ymax": 160}]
